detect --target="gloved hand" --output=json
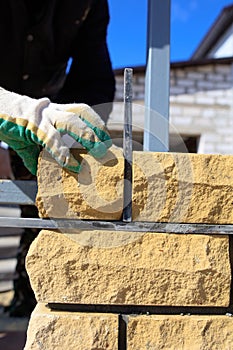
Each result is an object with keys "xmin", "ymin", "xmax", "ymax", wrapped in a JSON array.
[{"xmin": 0, "ymin": 87, "xmax": 112, "ymax": 175}]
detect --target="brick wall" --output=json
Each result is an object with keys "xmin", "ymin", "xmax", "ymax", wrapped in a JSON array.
[
  {"xmin": 23, "ymin": 149, "xmax": 233, "ymax": 349},
  {"xmin": 109, "ymin": 61, "xmax": 233, "ymax": 154}
]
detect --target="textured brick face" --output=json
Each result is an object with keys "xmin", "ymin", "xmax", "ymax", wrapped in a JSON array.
[
  {"xmin": 36, "ymin": 148, "xmax": 233, "ymax": 224},
  {"xmin": 24, "ymin": 304, "xmax": 118, "ymax": 350},
  {"xmin": 127, "ymin": 315, "xmax": 233, "ymax": 350},
  {"xmin": 26, "ymin": 230, "xmax": 230, "ymax": 307}
]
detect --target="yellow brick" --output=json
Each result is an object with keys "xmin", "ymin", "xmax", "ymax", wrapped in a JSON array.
[
  {"xmin": 127, "ymin": 315, "xmax": 233, "ymax": 350},
  {"xmin": 24, "ymin": 303, "xmax": 118, "ymax": 350},
  {"xmin": 26, "ymin": 230, "xmax": 230, "ymax": 307},
  {"xmin": 36, "ymin": 148, "xmax": 233, "ymax": 224}
]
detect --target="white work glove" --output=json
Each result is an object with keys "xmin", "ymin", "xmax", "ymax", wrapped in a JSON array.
[{"xmin": 0, "ymin": 87, "xmax": 112, "ymax": 175}]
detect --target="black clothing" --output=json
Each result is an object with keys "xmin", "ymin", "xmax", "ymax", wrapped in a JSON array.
[
  {"xmin": 1, "ymin": 0, "xmax": 115, "ymax": 317},
  {"xmin": 0, "ymin": 0, "xmax": 115, "ymax": 118}
]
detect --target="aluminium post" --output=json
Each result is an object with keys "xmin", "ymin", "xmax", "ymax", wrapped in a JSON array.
[{"xmin": 144, "ymin": 0, "xmax": 171, "ymax": 152}]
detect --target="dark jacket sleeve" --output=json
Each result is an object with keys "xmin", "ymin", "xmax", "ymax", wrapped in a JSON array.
[{"xmin": 55, "ymin": 0, "xmax": 115, "ymax": 122}]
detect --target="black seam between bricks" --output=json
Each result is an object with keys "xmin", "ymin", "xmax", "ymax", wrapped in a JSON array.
[
  {"xmin": 47, "ymin": 303, "xmax": 233, "ymax": 316},
  {"xmin": 118, "ymin": 315, "xmax": 127, "ymax": 350}
]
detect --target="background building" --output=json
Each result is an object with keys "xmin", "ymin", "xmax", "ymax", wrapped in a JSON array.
[{"xmin": 108, "ymin": 4, "xmax": 233, "ymax": 154}]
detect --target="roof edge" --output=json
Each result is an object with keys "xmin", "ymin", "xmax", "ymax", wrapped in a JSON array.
[{"xmin": 191, "ymin": 4, "xmax": 233, "ymax": 59}]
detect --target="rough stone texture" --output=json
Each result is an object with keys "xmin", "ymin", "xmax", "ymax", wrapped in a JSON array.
[
  {"xmin": 24, "ymin": 303, "xmax": 118, "ymax": 350},
  {"xmin": 127, "ymin": 315, "xmax": 233, "ymax": 350},
  {"xmin": 26, "ymin": 230, "xmax": 230, "ymax": 307},
  {"xmin": 36, "ymin": 148, "xmax": 233, "ymax": 224},
  {"xmin": 36, "ymin": 148, "xmax": 125, "ymax": 220}
]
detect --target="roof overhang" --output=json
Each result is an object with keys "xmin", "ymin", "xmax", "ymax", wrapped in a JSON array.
[{"xmin": 191, "ymin": 4, "xmax": 233, "ymax": 59}]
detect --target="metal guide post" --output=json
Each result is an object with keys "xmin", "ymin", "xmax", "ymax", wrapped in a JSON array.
[
  {"xmin": 144, "ymin": 0, "xmax": 171, "ymax": 151},
  {"xmin": 123, "ymin": 68, "xmax": 133, "ymax": 222}
]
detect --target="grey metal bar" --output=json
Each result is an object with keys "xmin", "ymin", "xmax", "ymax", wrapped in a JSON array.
[
  {"xmin": 123, "ymin": 68, "xmax": 133, "ymax": 222},
  {"xmin": 0, "ymin": 180, "xmax": 37, "ymax": 205},
  {"xmin": 144, "ymin": 0, "xmax": 171, "ymax": 151},
  {"xmin": 0, "ymin": 217, "xmax": 232, "ymax": 235}
]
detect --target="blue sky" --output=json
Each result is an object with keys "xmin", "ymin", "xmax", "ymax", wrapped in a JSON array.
[{"xmin": 107, "ymin": 0, "xmax": 233, "ymax": 69}]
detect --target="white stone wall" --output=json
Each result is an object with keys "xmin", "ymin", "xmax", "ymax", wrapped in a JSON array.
[{"xmin": 108, "ymin": 62, "xmax": 233, "ymax": 154}]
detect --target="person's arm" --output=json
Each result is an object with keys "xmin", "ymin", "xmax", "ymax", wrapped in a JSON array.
[
  {"xmin": 55, "ymin": 0, "xmax": 115, "ymax": 122},
  {"xmin": 0, "ymin": 87, "xmax": 112, "ymax": 175}
]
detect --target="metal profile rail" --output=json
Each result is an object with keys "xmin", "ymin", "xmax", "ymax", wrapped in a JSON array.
[{"xmin": 0, "ymin": 179, "xmax": 37, "ymax": 206}]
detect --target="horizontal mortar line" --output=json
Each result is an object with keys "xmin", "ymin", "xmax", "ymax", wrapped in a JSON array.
[{"xmin": 47, "ymin": 303, "xmax": 233, "ymax": 316}]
